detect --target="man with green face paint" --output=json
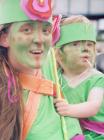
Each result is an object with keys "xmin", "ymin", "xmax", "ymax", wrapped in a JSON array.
[
  {"xmin": 54, "ymin": 15, "xmax": 104, "ymax": 140},
  {"xmin": 0, "ymin": 0, "xmax": 72, "ymax": 140}
]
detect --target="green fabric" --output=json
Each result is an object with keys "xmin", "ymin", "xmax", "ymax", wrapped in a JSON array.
[
  {"xmin": 42, "ymin": 50, "xmax": 56, "ymax": 82},
  {"xmin": 57, "ymin": 69, "xmax": 104, "ymax": 139},
  {"xmin": 23, "ymin": 90, "xmax": 82, "ymax": 140},
  {"xmin": 55, "ymin": 23, "xmax": 96, "ymax": 48},
  {"xmin": 23, "ymin": 90, "xmax": 64, "ymax": 140},
  {"xmin": 42, "ymin": 49, "xmax": 83, "ymax": 139},
  {"xmin": 23, "ymin": 89, "xmax": 29, "ymax": 103},
  {"xmin": 84, "ymin": 130, "xmax": 104, "ymax": 140},
  {"xmin": 26, "ymin": 96, "xmax": 64, "ymax": 140},
  {"xmin": 0, "ymin": 0, "xmax": 52, "ymax": 24},
  {"xmin": 0, "ymin": 0, "xmax": 29, "ymax": 24},
  {"xmin": 58, "ymin": 69, "xmax": 104, "ymax": 123}
]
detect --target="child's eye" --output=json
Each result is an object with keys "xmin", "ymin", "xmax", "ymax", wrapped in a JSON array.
[
  {"xmin": 87, "ymin": 43, "xmax": 92, "ymax": 46},
  {"xmin": 87, "ymin": 42, "xmax": 94, "ymax": 47},
  {"xmin": 72, "ymin": 41, "xmax": 80, "ymax": 46},
  {"xmin": 73, "ymin": 43, "xmax": 78, "ymax": 46},
  {"xmin": 86, "ymin": 41, "xmax": 95, "ymax": 48}
]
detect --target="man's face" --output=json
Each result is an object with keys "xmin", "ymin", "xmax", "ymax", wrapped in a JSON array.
[
  {"xmin": 7, "ymin": 21, "xmax": 52, "ymax": 72},
  {"xmin": 60, "ymin": 40, "xmax": 95, "ymax": 70}
]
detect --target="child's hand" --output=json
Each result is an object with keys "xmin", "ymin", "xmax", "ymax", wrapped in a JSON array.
[{"xmin": 54, "ymin": 98, "xmax": 70, "ymax": 116}]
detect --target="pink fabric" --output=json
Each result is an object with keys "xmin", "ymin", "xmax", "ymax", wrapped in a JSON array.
[
  {"xmin": 7, "ymin": 74, "xmax": 19, "ymax": 103},
  {"xmin": 21, "ymin": 0, "xmax": 51, "ymax": 20},
  {"xmin": 52, "ymin": 15, "xmax": 62, "ymax": 45},
  {"xmin": 80, "ymin": 119, "xmax": 104, "ymax": 134},
  {"xmin": 32, "ymin": 0, "xmax": 49, "ymax": 12},
  {"xmin": 71, "ymin": 134, "xmax": 85, "ymax": 140}
]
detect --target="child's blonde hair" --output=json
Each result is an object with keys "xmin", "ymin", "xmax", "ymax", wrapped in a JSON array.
[{"xmin": 61, "ymin": 15, "xmax": 91, "ymax": 26}]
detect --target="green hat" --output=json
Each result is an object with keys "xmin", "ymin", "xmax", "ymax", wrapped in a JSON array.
[
  {"xmin": 56, "ymin": 22, "xmax": 96, "ymax": 48},
  {"xmin": 0, "ymin": 0, "xmax": 52, "ymax": 25}
]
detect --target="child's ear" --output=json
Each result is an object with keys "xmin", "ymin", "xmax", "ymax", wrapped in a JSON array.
[
  {"xmin": 0, "ymin": 33, "xmax": 9, "ymax": 48},
  {"xmin": 55, "ymin": 49, "xmax": 63, "ymax": 62},
  {"xmin": 58, "ymin": 49, "xmax": 64, "ymax": 60},
  {"xmin": 55, "ymin": 49, "xmax": 65, "ymax": 69}
]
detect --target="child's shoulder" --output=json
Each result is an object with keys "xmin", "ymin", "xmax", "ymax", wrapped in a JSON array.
[
  {"xmin": 90, "ymin": 68, "xmax": 104, "ymax": 79},
  {"xmin": 89, "ymin": 69, "xmax": 104, "ymax": 88}
]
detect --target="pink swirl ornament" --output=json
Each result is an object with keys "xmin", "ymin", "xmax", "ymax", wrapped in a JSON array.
[{"xmin": 21, "ymin": 0, "xmax": 52, "ymax": 21}]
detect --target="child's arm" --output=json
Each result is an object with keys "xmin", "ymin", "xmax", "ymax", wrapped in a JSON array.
[{"xmin": 54, "ymin": 88, "xmax": 104, "ymax": 118}]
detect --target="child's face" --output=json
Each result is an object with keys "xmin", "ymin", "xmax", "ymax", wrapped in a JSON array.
[
  {"xmin": 7, "ymin": 20, "xmax": 52, "ymax": 72},
  {"xmin": 60, "ymin": 40, "xmax": 95, "ymax": 70}
]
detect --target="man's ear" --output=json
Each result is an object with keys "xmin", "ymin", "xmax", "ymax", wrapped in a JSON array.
[{"xmin": 0, "ymin": 33, "xmax": 9, "ymax": 48}]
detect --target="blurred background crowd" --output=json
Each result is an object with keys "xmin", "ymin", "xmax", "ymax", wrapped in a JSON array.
[{"xmin": 53, "ymin": 0, "xmax": 104, "ymax": 73}]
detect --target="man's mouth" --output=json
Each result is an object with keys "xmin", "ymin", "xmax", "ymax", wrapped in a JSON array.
[{"xmin": 29, "ymin": 50, "xmax": 43, "ymax": 55}]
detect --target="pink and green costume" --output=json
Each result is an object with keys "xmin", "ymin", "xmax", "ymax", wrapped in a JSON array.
[
  {"xmin": 19, "ymin": 73, "xmax": 64, "ymax": 140},
  {"xmin": 42, "ymin": 50, "xmax": 84, "ymax": 140},
  {"xmin": 58, "ymin": 68, "xmax": 104, "ymax": 140},
  {"xmin": 54, "ymin": 21, "xmax": 104, "ymax": 139},
  {"xmin": 19, "ymin": 72, "xmax": 83, "ymax": 140},
  {"xmin": 0, "ymin": 0, "xmax": 70, "ymax": 140}
]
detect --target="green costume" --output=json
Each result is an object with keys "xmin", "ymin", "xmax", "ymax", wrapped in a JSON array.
[
  {"xmin": 0, "ymin": 0, "xmax": 72, "ymax": 140},
  {"xmin": 58, "ymin": 68, "xmax": 104, "ymax": 140},
  {"xmin": 44, "ymin": 19, "xmax": 104, "ymax": 140},
  {"xmin": 23, "ymin": 91, "xmax": 63, "ymax": 140},
  {"xmin": 23, "ymin": 86, "xmax": 83, "ymax": 140},
  {"xmin": 42, "ymin": 50, "xmax": 83, "ymax": 140},
  {"xmin": 53, "ymin": 18, "xmax": 104, "ymax": 140}
]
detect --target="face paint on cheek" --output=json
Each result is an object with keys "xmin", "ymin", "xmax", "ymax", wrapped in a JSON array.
[
  {"xmin": 80, "ymin": 42, "xmax": 84, "ymax": 53},
  {"xmin": 90, "ymin": 51, "xmax": 95, "ymax": 63},
  {"xmin": 38, "ymin": 23, "xmax": 42, "ymax": 47}
]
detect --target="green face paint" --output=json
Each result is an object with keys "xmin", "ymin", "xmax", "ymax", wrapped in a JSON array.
[
  {"xmin": 60, "ymin": 41, "xmax": 95, "ymax": 71},
  {"xmin": 80, "ymin": 41, "xmax": 83, "ymax": 53},
  {"xmin": 56, "ymin": 22, "xmax": 96, "ymax": 74},
  {"xmin": 7, "ymin": 20, "xmax": 52, "ymax": 72}
]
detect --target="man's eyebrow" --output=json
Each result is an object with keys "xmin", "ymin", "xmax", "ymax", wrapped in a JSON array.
[{"xmin": 43, "ymin": 22, "xmax": 52, "ymax": 26}]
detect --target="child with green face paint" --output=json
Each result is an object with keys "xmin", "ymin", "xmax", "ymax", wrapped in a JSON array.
[
  {"xmin": 54, "ymin": 15, "xmax": 104, "ymax": 140},
  {"xmin": 0, "ymin": 0, "xmax": 73, "ymax": 140}
]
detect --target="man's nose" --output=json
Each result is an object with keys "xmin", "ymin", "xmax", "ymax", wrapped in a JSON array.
[{"xmin": 33, "ymin": 31, "xmax": 43, "ymax": 47}]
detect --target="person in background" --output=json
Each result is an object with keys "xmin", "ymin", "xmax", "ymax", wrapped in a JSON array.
[
  {"xmin": 96, "ymin": 53, "xmax": 104, "ymax": 73},
  {"xmin": 54, "ymin": 15, "xmax": 104, "ymax": 140},
  {"xmin": 96, "ymin": 41, "xmax": 104, "ymax": 55}
]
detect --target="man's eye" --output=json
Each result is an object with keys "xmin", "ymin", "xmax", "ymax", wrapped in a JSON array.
[
  {"xmin": 22, "ymin": 28, "xmax": 33, "ymax": 34},
  {"xmin": 19, "ymin": 25, "xmax": 33, "ymax": 34},
  {"xmin": 43, "ymin": 27, "xmax": 52, "ymax": 35}
]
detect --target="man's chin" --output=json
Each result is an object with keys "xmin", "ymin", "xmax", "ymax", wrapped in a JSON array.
[
  {"xmin": 29, "ymin": 61, "xmax": 43, "ymax": 69},
  {"xmin": 34, "ymin": 64, "xmax": 42, "ymax": 69}
]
